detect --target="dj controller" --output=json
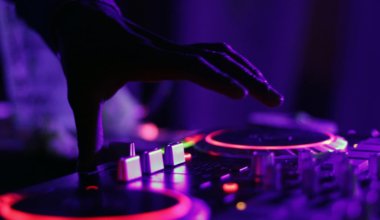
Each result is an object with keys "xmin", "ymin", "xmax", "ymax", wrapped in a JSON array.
[{"xmin": 1, "ymin": 123, "xmax": 380, "ymax": 219}]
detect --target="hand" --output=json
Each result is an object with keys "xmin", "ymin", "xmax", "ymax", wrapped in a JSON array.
[{"xmin": 55, "ymin": 1, "xmax": 283, "ymax": 172}]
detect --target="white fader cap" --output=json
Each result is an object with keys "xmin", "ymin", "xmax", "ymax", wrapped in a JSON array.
[
  {"xmin": 164, "ymin": 143, "xmax": 185, "ymax": 166},
  {"xmin": 117, "ymin": 142, "xmax": 142, "ymax": 182},
  {"xmin": 142, "ymin": 149, "xmax": 164, "ymax": 174}
]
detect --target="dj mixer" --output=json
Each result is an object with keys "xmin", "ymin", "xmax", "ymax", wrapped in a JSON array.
[{"xmin": 1, "ymin": 124, "xmax": 380, "ymax": 219}]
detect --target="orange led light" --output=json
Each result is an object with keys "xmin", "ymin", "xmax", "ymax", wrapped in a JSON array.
[
  {"xmin": 222, "ymin": 182, "xmax": 239, "ymax": 194},
  {"xmin": 236, "ymin": 202, "xmax": 247, "ymax": 211}
]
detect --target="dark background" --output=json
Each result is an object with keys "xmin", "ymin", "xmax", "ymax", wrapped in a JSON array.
[{"xmin": 0, "ymin": 0, "xmax": 380, "ymax": 192}]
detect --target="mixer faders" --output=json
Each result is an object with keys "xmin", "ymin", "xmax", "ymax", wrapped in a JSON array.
[{"xmin": 1, "ymin": 125, "xmax": 380, "ymax": 220}]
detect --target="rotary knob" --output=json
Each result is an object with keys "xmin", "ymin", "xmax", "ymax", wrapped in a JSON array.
[
  {"xmin": 251, "ymin": 151, "xmax": 275, "ymax": 177},
  {"xmin": 298, "ymin": 150, "xmax": 314, "ymax": 174}
]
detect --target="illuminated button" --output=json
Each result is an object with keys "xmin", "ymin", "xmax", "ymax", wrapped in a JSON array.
[
  {"xmin": 85, "ymin": 185, "xmax": 99, "ymax": 191},
  {"xmin": 200, "ymin": 181, "xmax": 212, "ymax": 189},
  {"xmin": 164, "ymin": 143, "xmax": 185, "ymax": 166},
  {"xmin": 142, "ymin": 149, "xmax": 164, "ymax": 174},
  {"xmin": 236, "ymin": 201, "xmax": 247, "ymax": 211},
  {"xmin": 239, "ymin": 166, "xmax": 249, "ymax": 173},
  {"xmin": 220, "ymin": 173, "xmax": 231, "ymax": 181},
  {"xmin": 117, "ymin": 156, "xmax": 142, "ymax": 182},
  {"xmin": 222, "ymin": 182, "xmax": 239, "ymax": 194}
]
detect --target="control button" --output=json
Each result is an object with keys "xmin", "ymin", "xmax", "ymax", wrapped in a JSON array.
[
  {"xmin": 239, "ymin": 166, "xmax": 249, "ymax": 173},
  {"xmin": 330, "ymin": 151, "xmax": 349, "ymax": 168},
  {"xmin": 335, "ymin": 160, "xmax": 356, "ymax": 197},
  {"xmin": 164, "ymin": 143, "xmax": 185, "ymax": 166},
  {"xmin": 264, "ymin": 163, "xmax": 282, "ymax": 191},
  {"xmin": 200, "ymin": 181, "xmax": 212, "ymax": 189},
  {"xmin": 298, "ymin": 150, "xmax": 314, "ymax": 174},
  {"xmin": 251, "ymin": 151, "xmax": 275, "ymax": 177},
  {"xmin": 301, "ymin": 165, "xmax": 320, "ymax": 197},
  {"xmin": 141, "ymin": 149, "xmax": 164, "ymax": 174},
  {"xmin": 220, "ymin": 173, "xmax": 231, "ymax": 181},
  {"xmin": 117, "ymin": 156, "xmax": 142, "ymax": 182}
]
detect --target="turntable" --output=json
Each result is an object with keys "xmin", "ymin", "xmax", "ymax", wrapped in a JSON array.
[{"xmin": 1, "ymin": 124, "xmax": 380, "ymax": 219}]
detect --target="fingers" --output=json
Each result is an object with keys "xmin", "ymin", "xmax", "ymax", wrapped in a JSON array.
[
  {"xmin": 180, "ymin": 55, "xmax": 248, "ymax": 99},
  {"xmin": 190, "ymin": 43, "xmax": 265, "ymax": 79},
  {"xmin": 190, "ymin": 43, "xmax": 284, "ymax": 107},
  {"xmin": 67, "ymin": 90, "xmax": 104, "ymax": 173}
]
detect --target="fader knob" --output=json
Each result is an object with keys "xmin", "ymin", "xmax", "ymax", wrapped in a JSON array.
[
  {"xmin": 142, "ymin": 149, "xmax": 164, "ymax": 174},
  {"xmin": 129, "ymin": 142, "xmax": 136, "ymax": 157},
  {"xmin": 298, "ymin": 150, "xmax": 314, "ymax": 174},
  {"xmin": 264, "ymin": 163, "xmax": 282, "ymax": 190},
  {"xmin": 164, "ymin": 143, "xmax": 185, "ymax": 166},
  {"xmin": 251, "ymin": 151, "xmax": 275, "ymax": 176},
  {"xmin": 336, "ymin": 163, "xmax": 357, "ymax": 197},
  {"xmin": 301, "ymin": 165, "xmax": 320, "ymax": 197},
  {"xmin": 369, "ymin": 153, "xmax": 380, "ymax": 180},
  {"xmin": 117, "ymin": 156, "xmax": 142, "ymax": 182}
]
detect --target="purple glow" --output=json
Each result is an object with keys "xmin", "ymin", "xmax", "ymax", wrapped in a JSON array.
[
  {"xmin": 0, "ymin": 190, "xmax": 192, "ymax": 220},
  {"xmin": 206, "ymin": 129, "xmax": 336, "ymax": 150}
]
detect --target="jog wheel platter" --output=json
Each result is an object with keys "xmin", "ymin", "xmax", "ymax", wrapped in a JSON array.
[
  {"xmin": 196, "ymin": 125, "xmax": 347, "ymax": 158},
  {"xmin": 0, "ymin": 189, "xmax": 207, "ymax": 220}
]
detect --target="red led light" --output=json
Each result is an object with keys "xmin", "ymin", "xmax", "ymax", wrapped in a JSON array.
[
  {"xmin": 207, "ymin": 151, "xmax": 221, "ymax": 157},
  {"xmin": 184, "ymin": 153, "xmax": 192, "ymax": 161},
  {"xmin": 223, "ymin": 182, "xmax": 239, "ymax": 194},
  {"xmin": 85, "ymin": 185, "xmax": 99, "ymax": 191},
  {"xmin": 206, "ymin": 130, "xmax": 336, "ymax": 150},
  {"xmin": 0, "ymin": 190, "xmax": 192, "ymax": 220}
]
